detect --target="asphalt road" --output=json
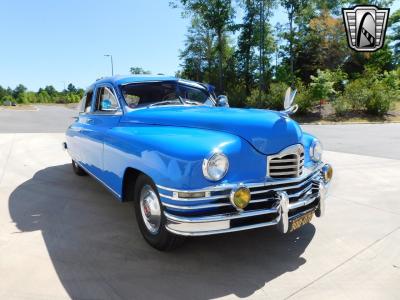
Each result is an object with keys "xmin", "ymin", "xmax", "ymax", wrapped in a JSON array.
[
  {"xmin": 0, "ymin": 104, "xmax": 78, "ymax": 133},
  {"xmin": 303, "ymin": 123, "xmax": 400, "ymax": 160},
  {"xmin": 1, "ymin": 104, "xmax": 399, "ymax": 159}
]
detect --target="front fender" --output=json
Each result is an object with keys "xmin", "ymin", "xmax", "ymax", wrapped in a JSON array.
[{"xmin": 103, "ymin": 125, "xmax": 267, "ymax": 194}]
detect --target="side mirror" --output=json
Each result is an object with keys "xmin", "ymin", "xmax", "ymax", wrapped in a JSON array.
[
  {"xmin": 101, "ymin": 99, "xmax": 117, "ymax": 111},
  {"xmin": 282, "ymin": 87, "xmax": 298, "ymax": 115},
  {"xmin": 216, "ymin": 95, "xmax": 229, "ymax": 107}
]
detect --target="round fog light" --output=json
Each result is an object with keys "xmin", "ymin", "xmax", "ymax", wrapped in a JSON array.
[
  {"xmin": 230, "ymin": 186, "xmax": 251, "ymax": 210},
  {"xmin": 322, "ymin": 164, "xmax": 333, "ymax": 182}
]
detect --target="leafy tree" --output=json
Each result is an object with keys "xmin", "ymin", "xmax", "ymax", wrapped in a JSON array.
[
  {"xmin": 12, "ymin": 84, "xmax": 27, "ymax": 100},
  {"xmin": 245, "ymin": 81, "xmax": 288, "ymax": 109},
  {"xmin": 236, "ymin": 0, "xmax": 276, "ymax": 97},
  {"xmin": 67, "ymin": 83, "xmax": 78, "ymax": 94},
  {"xmin": 174, "ymin": 0, "xmax": 235, "ymax": 92},
  {"xmin": 280, "ymin": 0, "xmax": 308, "ymax": 85},
  {"xmin": 44, "ymin": 85, "xmax": 57, "ymax": 97},
  {"xmin": 130, "ymin": 67, "xmax": 151, "ymax": 75},
  {"xmin": 309, "ymin": 69, "xmax": 337, "ymax": 101},
  {"xmin": 0, "ymin": 85, "xmax": 7, "ymax": 101},
  {"xmin": 389, "ymin": 8, "xmax": 400, "ymax": 65},
  {"xmin": 295, "ymin": 10, "xmax": 349, "ymax": 82},
  {"xmin": 179, "ymin": 16, "xmax": 218, "ymax": 82}
]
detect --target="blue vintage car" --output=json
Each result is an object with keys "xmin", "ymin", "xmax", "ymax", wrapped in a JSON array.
[{"xmin": 65, "ymin": 75, "xmax": 333, "ymax": 250}]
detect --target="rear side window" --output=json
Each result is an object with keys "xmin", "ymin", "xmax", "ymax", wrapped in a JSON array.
[{"xmin": 80, "ymin": 89, "xmax": 94, "ymax": 113}]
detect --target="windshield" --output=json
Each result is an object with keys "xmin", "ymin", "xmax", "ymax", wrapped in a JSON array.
[{"xmin": 120, "ymin": 81, "xmax": 214, "ymax": 108}]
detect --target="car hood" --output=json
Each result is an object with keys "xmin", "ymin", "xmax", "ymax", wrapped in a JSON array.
[{"xmin": 120, "ymin": 106, "xmax": 303, "ymax": 155}]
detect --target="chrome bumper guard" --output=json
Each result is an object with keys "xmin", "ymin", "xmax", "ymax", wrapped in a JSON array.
[{"xmin": 157, "ymin": 163, "xmax": 330, "ymax": 237}]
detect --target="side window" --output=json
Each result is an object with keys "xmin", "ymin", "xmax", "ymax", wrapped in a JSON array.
[
  {"xmin": 80, "ymin": 89, "xmax": 94, "ymax": 113},
  {"xmin": 94, "ymin": 86, "xmax": 119, "ymax": 112}
]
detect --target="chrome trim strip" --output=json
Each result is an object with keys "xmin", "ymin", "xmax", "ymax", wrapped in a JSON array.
[
  {"xmin": 162, "ymin": 201, "xmax": 231, "ymax": 210},
  {"xmin": 250, "ymin": 175, "xmax": 318, "ymax": 195},
  {"xmin": 156, "ymin": 163, "xmax": 323, "ymax": 194},
  {"xmin": 287, "ymin": 183, "xmax": 313, "ymax": 198},
  {"xmin": 250, "ymin": 197, "xmax": 275, "ymax": 203},
  {"xmin": 289, "ymin": 193, "xmax": 318, "ymax": 210},
  {"xmin": 268, "ymin": 170, "xmax": 299, "ymax": 176},
  {"xmin": 164, "ymin": 207, "xmax": 278, "ymax": 223},
  {"xmin": 269, "ymin": 165, "xmax": 298, "ymax": 170},
  {"xmin": 159, "ymin": 193, "xmax": 229, "ymax": 202},
  {"xmin": 166, "ymin": 218, "xmax": 279, "ymax": 237}
]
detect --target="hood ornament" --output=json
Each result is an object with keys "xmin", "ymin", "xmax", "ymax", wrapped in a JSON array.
[{"xmin": 281, "ymin": 87, "xmax": 298, "ymax": 115}]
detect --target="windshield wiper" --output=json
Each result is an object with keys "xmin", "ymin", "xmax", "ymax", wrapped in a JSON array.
[
  {"xmin": 184, "ymin": 100, "xmax": 202, "ymax": 105},
  {"xmin": 148, "ymin": 99, "xmax": 182, "ymax": 107}
]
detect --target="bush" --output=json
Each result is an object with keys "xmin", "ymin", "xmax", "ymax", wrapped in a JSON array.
[
  {"xmin": 1, "ymin": 95, "xmax": 14, "ymax": 104},
  {"xmin": 333, "ymin": 68, "xmax": 398, "ymax": 116},
  {"xmin": 227, "ymin": 85, "xmax": 247, "ymax": 107},
  {"xmin": 245, "ymin": 82, "xmax": 288, "ymax": 110},
  {"xmin": 309, "ymin": 69, "xmax": 336, "ymax": 101},
  {"xmin": 340, "ymin": 79, "xmax": 371, "ymax": 111},
  {"xmin": 366, "ymin": 83, "xmax": 393, "ymax": 116},
  {"xmin": 332, "ymin": 95, "xmax": 350, "ymax": 116},
  {"xmin": 295, "ymin": 86, "xmax": 315, "ymax": 114}
]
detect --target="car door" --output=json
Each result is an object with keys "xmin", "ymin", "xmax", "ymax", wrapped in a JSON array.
[
  {"xmin": 67, "ymin": 88, "xmax": 94, "ymax": 168},
  {"xmin": 80, "ymin": 84, "xmax": 123, "ymax": 180}
]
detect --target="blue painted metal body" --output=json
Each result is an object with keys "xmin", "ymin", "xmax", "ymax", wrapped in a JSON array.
[{"xmin": 65, "ymin": 76, "xmax": 318, "ymax": 206}]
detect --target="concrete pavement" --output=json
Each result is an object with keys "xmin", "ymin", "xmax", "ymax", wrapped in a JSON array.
[
  {"xmin": 303, "ymin": 123, "xmax": 400, "ymax": 160},
  {"xmin": 0, "ymin": 133, "xmax": 399, "ymax": 299}
]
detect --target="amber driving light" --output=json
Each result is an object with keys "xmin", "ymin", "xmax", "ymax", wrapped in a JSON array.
[
  {"xmin": 230, "ymin": 186, "xmax": 251, "ymax": 210},
  {"xmin": 322, "ymin": 164, "xmax": 333, "ymax": 183}
]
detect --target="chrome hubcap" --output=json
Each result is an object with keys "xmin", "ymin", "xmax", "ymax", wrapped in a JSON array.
[{"xmin": 139, "ymin": 185, "xmax": 161, "ymax": 234}]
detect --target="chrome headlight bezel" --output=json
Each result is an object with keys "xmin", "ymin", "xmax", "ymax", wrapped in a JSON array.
[
  {"xmin": 202, "ymin": 152, "xmax": 229, "ymax": 181},
  {"xmin": 310, "ymin": 139, "xmax": 323, "ymax": 162}
]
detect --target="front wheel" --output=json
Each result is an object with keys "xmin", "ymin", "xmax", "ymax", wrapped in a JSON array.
[{"xmin": 132, "ymin": 174, "xmax": 184, "ymax": 251}]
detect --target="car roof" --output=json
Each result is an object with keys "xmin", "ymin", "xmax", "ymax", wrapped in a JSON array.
[{"xmin": 92, "ymin": 75, "xmax": 208, "ymax": 90}]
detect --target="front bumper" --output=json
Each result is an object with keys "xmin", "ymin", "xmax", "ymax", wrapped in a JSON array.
[{"xmin": 157, "ymin": 163, "xmax": 331, "ymax": 236}]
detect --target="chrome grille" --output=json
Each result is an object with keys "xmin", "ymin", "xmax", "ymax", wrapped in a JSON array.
[{"xmin": 267, "ymin": 144, "xmax": 304, "ymax": 178}]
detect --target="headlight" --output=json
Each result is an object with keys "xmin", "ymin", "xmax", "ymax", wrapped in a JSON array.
[
  {"xmin": 310, "ymin": 140, "xmax": 323, "ymax": 162},
  {"xmin": 202, "ymin": 153, "xmax": 229, "ymax": 181}
]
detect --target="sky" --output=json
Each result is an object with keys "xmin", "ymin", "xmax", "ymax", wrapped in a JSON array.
[
  {"xmin": 0, "ymin": 0, "xmax": 190, "ymax": 91},
  {"xmin": 0, "ymin": 0, "xmax": 398, "ymax": 91}
]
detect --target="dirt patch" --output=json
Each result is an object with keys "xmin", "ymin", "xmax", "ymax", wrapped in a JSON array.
[
  {"xmin": 294, "ymin": 102, "xmax": 400, "ymax": 124},
  {"xmin": 0, "ymin": 104, "xmax": 37, "ymax": 111}
]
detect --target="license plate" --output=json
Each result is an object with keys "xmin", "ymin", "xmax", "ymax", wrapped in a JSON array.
[{"xmin": 289, "ymin": 210, "xmax": 314, "ymax": 232}]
